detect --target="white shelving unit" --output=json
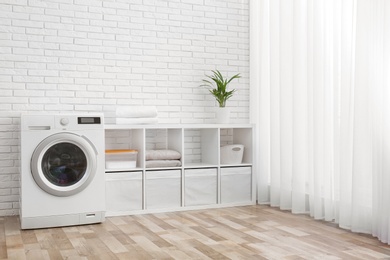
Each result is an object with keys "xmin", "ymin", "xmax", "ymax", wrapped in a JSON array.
[{"xmin": 104, "ymin": 124, "xmax": 255, "ymax": 217}]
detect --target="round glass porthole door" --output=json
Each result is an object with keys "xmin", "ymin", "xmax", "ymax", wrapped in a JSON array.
[
  {"xmin": 31, "ymin": 133, "xmax": 97, "ymax": 197},
  {"xmin": 41, "ymin": 143, "xmax": 87, "ymax": 187}
]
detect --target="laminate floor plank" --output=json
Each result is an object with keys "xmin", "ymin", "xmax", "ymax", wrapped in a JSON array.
[{"xmin": 2, "ymin": 205, "xmax": 390, "ymax": 259}]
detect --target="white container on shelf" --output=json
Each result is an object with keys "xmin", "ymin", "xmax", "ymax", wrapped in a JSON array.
[
  {"xmin": 145, "ymin": 170, "xmax": 181, "ymax": 209},
  {"xmin": 105, "ymin": 149, "xmax": 138, "ymax": 169},
  {"xmin": 220, "ymin": 144, "xmax": 244, "ymax": 164},
  {"xmin": 106, "ymin": 171, "xmax": 143, "ymax": 213},
  {"xmin": 221, "ymin": 167, "xmax": 252, "ymax": 204},
  {"xmin": 185, "ymin": 168, "xmax": 217, "ymax": 206}
]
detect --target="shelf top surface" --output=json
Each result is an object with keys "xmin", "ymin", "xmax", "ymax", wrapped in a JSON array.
[{"xmin": 105, "ymin": 123, "xmax": 254, "ymax": 130}]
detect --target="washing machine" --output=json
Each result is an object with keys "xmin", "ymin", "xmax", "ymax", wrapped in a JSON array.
[{"xmin": 20, "ymin": 114, "xmax": 105, "ymax": 229}]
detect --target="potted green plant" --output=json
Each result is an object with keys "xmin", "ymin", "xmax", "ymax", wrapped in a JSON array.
[
  {"xmin": 200, "ymin": 70, "xmax": 240, "ymax": 123},
  {"xmin": 200, "ymin": 70, "xmax": 241, "ymax": 107}
]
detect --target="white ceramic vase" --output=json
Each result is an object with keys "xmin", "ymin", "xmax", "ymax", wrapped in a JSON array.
[{"xmin": 215, "ymin": 107, "xmax": 231, "ymax": 124}]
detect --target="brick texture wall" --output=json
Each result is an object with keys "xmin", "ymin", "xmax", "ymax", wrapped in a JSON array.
[{"xmin": 0, "ymin": 0, "xmax": 249, "ymax": 215}]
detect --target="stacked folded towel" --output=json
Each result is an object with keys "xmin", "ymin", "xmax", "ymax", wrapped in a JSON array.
[
  {"xmin": 116, "ymin": 106, "xmax": 158, "ymax": 125},
  {"xmin": 145, "ymin": 149, "xmax": 182, "ymax": 168}
]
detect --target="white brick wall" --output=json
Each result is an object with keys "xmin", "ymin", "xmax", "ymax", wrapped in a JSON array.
[{"xmin": 0, "ymin": 0, "xmax": 249, "ymax": 216}]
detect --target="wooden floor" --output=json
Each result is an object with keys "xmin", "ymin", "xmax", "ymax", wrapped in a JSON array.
[{"xmin": 1, "ymin": 205, "xmax": 390, "ymax": 259}]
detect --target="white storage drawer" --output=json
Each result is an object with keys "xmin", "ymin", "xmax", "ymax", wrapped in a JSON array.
[
  {"xmin": 185, "ymin": 168, "xmax": 217, "ymax": 207},
  {"xmin": 221, "ymin": 167, "xmax": 252, "ymax": 204},
  {"xmin": 146, "ymin": 170, "xmax": 181, "ymax": 209},
  {"xmin": 106, "ymin": 172, "xmax": 143, "ymax": 213}
]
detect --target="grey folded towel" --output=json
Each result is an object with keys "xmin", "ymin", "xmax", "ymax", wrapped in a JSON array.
[
  {"xmin": 145, "ymin": 149, "xmax": 181, "ymax": 161},
  {"xmin": 145, "ymin": 160, "xmax": 182, "ymax": 168}
]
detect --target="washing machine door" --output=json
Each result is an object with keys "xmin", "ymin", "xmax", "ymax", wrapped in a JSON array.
[{"xmin": 31, "ymin": 132, "xmax": 98, "ymax": 197}]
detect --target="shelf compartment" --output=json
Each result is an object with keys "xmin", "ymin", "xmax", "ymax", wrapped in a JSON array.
[
  {"xmin": 105, "ymin": 129, "xmax": 144, "ymax": 168},
  {"xmin": 184, "ymin": 128, "xmax": 219, "ymax": 167},
  {"xmin": 145, "ymin": 128, "xmax": 183, "ymax": 168},
  {"xmin": 220, "ymin": 128, "xmax": 253, "ymax": 165}
]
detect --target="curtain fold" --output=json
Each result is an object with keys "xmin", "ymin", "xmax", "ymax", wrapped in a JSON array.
[{"xmin": 253, "ymin": 0, "xmax": 390, "ymax": 244}]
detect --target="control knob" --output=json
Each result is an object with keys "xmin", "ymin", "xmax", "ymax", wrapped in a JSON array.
[{"xmin": 60, "ymin": 118, "xmax": 69, "ymax": 126}]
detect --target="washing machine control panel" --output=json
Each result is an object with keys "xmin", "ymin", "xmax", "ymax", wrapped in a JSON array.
[{"xmin": 52, "ymin": 115, "xmax": 104, "ymax": 130}]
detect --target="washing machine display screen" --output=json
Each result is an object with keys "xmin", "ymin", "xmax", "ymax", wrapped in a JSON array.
[{"xmin": 41, "ymin": 143, "xmax": 87, "ymax": 186}]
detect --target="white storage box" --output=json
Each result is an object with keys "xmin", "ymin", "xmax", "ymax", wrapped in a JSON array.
[
  {"xmin": 221, "ymin": 167, "xmax": 252, "ymax": 204},
  {"xmin": 185, "ymin": 168, "xmax": 217, "ymax": 207},
  {"xmin": 106, "ymin": 149, "xmax": 138, "ymax": 170},
  {"xmin": 220, "ymin": 144, "xmax": 244, "ymax": 164},
  {"xmin": 106, "ymin": 172, "xmax": 143, "ymax": 213},
  {"xmin": 146, "ymin": 170, "xmax": 181, "ymax": 209}
]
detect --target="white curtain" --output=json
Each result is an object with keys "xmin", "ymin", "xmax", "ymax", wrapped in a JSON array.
[{"xmin": 251, "ymin": 0, "xmax": 390, "ymax": 243}]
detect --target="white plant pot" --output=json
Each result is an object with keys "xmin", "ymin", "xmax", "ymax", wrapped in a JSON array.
[{"xmin": 215, "ymin": 107, "xmax": 231, "ymax": 124}]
